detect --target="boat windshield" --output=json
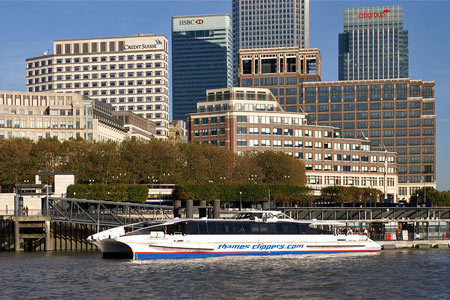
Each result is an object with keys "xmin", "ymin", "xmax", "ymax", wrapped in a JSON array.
[{"xmin": 235, "ymin": 212, "xmax": 292, "ymax": 220}]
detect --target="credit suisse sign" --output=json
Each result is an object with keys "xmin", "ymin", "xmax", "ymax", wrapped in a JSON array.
[
  {"xmin": 123, "ymin": 38, "xmax": 163, "ymax": 51},
  {"xmin": 179, "ymin": 19, "xmax": 205, "ymax": 25},
  {"xmin": 358, "ymin": 9, "xmax": 390, "ymax": 19}
]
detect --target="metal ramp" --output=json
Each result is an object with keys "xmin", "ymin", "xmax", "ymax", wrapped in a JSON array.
[{"xmin": 47, "ymin": 197, "xmax": 172, "ymax": 227}]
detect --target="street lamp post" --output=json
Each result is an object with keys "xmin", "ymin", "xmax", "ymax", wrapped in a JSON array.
[
  {"xmin": 239, "ymin": 191, "xmax": 242, "ymax": 211},
  {"xmin": 423, "ymin": 176, "xmax": 427, "ymax": 206}
]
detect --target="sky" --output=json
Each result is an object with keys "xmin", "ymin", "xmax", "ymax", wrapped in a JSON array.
[{"xmin": 0, "ymin": 0, "xmax": 449, "ymax": 189}]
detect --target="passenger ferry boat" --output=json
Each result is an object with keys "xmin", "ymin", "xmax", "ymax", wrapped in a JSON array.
[{"xmin": 87, "ymin": 211, "xmax": 381, "ymax": 260}]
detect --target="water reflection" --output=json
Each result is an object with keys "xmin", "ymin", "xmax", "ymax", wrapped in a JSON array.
[{"xmin": 1, "ymin": 250, "xmax": 449, "ymax": 300}]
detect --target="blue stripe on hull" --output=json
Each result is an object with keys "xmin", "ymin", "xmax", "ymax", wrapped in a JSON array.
[{"xmin": 134, "ymin": 250, "xmax": 380, "ymax": 260}]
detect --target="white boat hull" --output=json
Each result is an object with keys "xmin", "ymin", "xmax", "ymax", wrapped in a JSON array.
[
  {"xmin": 87, "ymin": 217, "xmax": 381, "ymax": 260},
  {"xmin": 113, "ymin": 234, "xmax": 381, "ymax": 260}
]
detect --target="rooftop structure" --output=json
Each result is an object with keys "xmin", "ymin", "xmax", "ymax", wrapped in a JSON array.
[{"xmin": 232, "ymin": 0, "xmax": 310, "ymax": 85}]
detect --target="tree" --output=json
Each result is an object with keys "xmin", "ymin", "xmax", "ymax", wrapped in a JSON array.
[
  {"xmin": 60, "ymin": 139, "xmax": 91, "ymax": 184},
  {"xmin": 200, "ymin": 145, "xmax": 235, "ymax": 184},
  {"xmin": 0, "ymin": 138, "xmax": 36, "ymax": 185},
  {"xmin": 410, "ymin": 187, "xmax": 442, "ymax": 206},
  {"xmin": 232, "ymin": 152, "xmax": 264, "ymax": 184},
  {"xmin": 31, "ymin": 138, "xmax": 63, "ymax": 173},
  {"xmin": 438, "ymin": 191, "xmax": 450, "ymax": 206},
  {"xmin": 119, "ymin": 139, "xmax": 147, "ymax": 184},
  {"xmin": 178, "ymin": 143, "xmax": 211, "ymax": 184},
  {"xmin": 321, "ymin": 186, "xmax": 382, "ymax": 206},
  {"xmin": 149, "ymin": 139, "xmax": 183, "ymax": 184},
  {"xmin": 88, "ymin": 141, "xmax": 122, "ymax": 184},
  {"xmin": 254, "ymin": 151, "xmax": 306, "ymax": 186}
]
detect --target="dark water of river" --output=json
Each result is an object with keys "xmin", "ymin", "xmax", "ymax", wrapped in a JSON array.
[{"xmin": 0, "ymin": 250, "xmax": 449, "ymax": 300}]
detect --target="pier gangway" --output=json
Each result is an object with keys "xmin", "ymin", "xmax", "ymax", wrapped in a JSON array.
[{"xmin": 46, "ymin": 197, "xmax": 173, "ymax": 227}]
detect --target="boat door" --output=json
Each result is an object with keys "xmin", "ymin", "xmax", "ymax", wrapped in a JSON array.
[{"xmin": 173, "ymin": 232, "xmax": 184, "ymax": 243}]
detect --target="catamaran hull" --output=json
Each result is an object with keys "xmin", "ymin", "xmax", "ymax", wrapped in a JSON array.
[
  {"xmin": 133, "ymin": 248, "xmax": 380, "ymax": 260},
  {"xmin": 87, "ymin": 217, "xmax": 381, "ymax": 260},
  {"xmin": 90, "ymin": 239, "xmax": 134, "ymax": 259},
  {"xmin": 122, "ymin": 238, "xmax": 381, "ymax": 260}
]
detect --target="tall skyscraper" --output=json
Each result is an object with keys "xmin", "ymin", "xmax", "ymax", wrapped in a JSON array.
[
  {"xmin": 339, "ymin": 5, "xmax": 409, "ymax": 81},
  {"xmin": 232, "ymin": 0, "xmax": 310, "ymax": 85},
  {"xmin": 172, "ymin": 14, "xmax": 232, "ymax": 121},
  {"xmin": 26, "ymin": 34, "xmax": 170, "ymax": 138}
]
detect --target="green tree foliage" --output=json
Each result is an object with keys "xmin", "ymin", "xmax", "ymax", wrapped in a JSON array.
[
  {"xmin": 60, "ymin": 139, "xmax": 91, "ymax": 183},
  {"xmin": 173, "ymin": 183, "xmax": 311, "ymax": 204},
  {"xmin": 410, "ymin": 187, "xmax": 450, "ymax": 207},
  {"xmin": 31, "ymin": 138, "xmax": 63, "ymax": 173},
  {"xmin": 231, "ymin": 151, "xmax": 306, "ymax": 186},
  {"xmin": 0, "ymin": 138, "xmax": 308, "ymax": 191},
  {"xmin": 66, "ymin": 184, "xmax": 148, "ymax": 203},
  {"xmin": 0, "ymin": 138, "xmax": 35, "ymax": 185},
  {"xmin": 232, "ymin": 152, "xmax": 264, "ymax": 184},
  {"xmin": 320, "ymin": 186, "xmax": 383, "ymax": 205}
]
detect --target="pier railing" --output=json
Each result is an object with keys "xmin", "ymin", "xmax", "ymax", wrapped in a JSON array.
[
  {"xmin": 45, "ymin": 197, "xmax": 172, "ymax": 227},
  {"xmin": 280, "ymin": 207, "xmax": 450, "ymax": 221},
  {"xmin": 279, "ymin": 207, "xmax": 450, "ymax": 242}
]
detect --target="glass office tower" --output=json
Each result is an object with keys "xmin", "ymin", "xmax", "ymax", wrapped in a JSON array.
[
  {"xmin": 233, "ymin": 0, "xmax": 309, "ymax": 85},
  {"xmin": 339, "ymin": 6, "xmax": 409, "ymax": 81},
  {"xmin": 172, "ymin": 14, "xmax": 232, "ymax": 121}
]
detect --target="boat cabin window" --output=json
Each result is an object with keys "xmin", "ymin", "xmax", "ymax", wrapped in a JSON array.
[
  {"xmin": 162, "ymin": 221, "xmax": 333, "ymax": 235},
  {"xmin": 235, "ymin": 213, "xmax": 263, "ymax": 219},
  {"xmin": 235, "ymin": 212, "xmax": 291, "ymax": 220},
  {"xmin": 127, "ymin": 224, "xmax": 165, "ymax": 236}
]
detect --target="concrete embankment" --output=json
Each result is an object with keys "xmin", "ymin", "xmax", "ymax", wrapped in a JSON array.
[{"xmin": 379, "ymin": 240, "xmax": 450, "ymax": 250}]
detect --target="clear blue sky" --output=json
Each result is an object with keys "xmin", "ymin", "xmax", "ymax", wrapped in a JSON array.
[{"xmin": 0, "ymin": 0, "xmax": 449, "ymax": 190}]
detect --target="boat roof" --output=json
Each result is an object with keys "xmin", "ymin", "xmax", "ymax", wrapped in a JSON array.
[
  {"xmin": 235, "ymin": 210, "xmax": 285, "ymax": 215},
  {"xmin": 143, "ymin": 218, "xmax": 346, "ymax": 227}
]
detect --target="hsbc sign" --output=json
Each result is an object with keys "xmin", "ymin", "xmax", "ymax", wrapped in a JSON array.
[{"xmin": 179, "ymin": 19, "xmax": 205, "ymax": 26}]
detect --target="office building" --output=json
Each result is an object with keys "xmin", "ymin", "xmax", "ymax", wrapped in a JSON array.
[
  {"xmin": 112, "ymin": 111, "xmax": 157, "ymax": 141},
  {"xmin": 239, "ymin": 47, "xmax": 435, "ymax": 201},
  {"xmin": 187, "ymin": 87, "xmax": 398, "ymax": 199},
  {"xmin": 339, "ymin": 5, "xmax": 408, "ymax": 80},
  {"xmin": 232, "ymin": 0, "xmax": 310, "ymax": 84},
  {"xmin": 25, "ymin": 34, "xmax": 169, "ymax": 138},
  {"xmin": 172, "ymin": 14, "xmax": 233, "ymax": 121},
  {"xmin": 169, "ymin": 120, "xmax": 188, "ymax": 142},
  {"xmin": 0, "ymin": 91, "xmax": 156, "ymax": 142}
]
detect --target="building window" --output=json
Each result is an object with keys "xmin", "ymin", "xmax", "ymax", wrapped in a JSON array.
[
  {"xmin": 370, "ymin": 85, "xmax": 381, "ymax": 101},
  {"xmin": 410, "ymin": 85, "xmax": 420, "ymax": 97},
  {"xmin": 356, "ymin": 85, "xmax": 368, "ymax": 101},
  {"xmin": 331, "ymin": 86, "xmax": 342, "ymax": 102},
  {"xmin": 423, "ymin": 86, "xmax": 433, "ymax": 98},
  {"xmin": 396, "ymin": 84, "xmax": 407, "ymax": 100}
]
